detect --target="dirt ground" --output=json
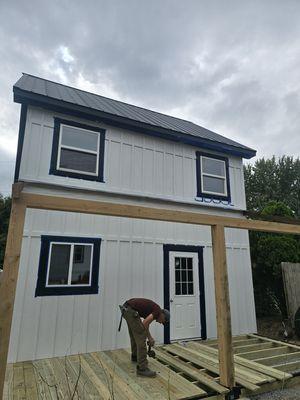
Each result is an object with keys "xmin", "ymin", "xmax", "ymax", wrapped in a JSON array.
[{"xmin": 256, "ymin": 317, "xmax": 300, "ymax": 346}]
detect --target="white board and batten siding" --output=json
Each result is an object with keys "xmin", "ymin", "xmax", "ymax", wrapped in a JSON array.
[
  {"xmin": 8, "ymin": 208, "xmax": 257, "ymax": 363},
  {"xmin": 18, "ymin": 106, "xmax": 247, "ymax": 210}
]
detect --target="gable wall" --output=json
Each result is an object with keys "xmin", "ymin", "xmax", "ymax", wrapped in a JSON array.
[{"xmin": 18, "ymin": 106, "xmax": 247, "ymax": 210}]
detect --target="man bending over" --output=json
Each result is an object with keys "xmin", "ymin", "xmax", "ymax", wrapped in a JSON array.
[{"xmin": 121, "ymin": 298, "xmax": 170, "ymax": 377}]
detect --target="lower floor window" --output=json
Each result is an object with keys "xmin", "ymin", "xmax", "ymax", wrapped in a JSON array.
[{"xmin": 35, "ymin": 236, "xmax": 101, "ymax": 296}]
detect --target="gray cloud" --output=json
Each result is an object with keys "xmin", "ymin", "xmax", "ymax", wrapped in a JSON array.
[{"xmin": 1, "ymin": 0, "xmax": 300, "ymax": 194}]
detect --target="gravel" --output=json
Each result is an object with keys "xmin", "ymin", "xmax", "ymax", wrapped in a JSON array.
[{"xmin": 241, "ymin": 385, "xmax": 300, "ymax": 400}]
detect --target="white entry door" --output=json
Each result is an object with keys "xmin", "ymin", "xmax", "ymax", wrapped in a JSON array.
[{"xmin": 169, "ymin": 252, "xmax": 201, "ymax": 341}]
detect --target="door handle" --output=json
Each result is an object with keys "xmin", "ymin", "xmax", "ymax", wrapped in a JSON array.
[{"xmin": 170, "ymin": 299, "xmax": 174, "ymax": 303}]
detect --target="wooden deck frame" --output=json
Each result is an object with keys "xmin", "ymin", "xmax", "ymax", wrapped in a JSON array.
[{"xmin": 1, "ymin": 183, "xmax": 300, "ymax": 398}]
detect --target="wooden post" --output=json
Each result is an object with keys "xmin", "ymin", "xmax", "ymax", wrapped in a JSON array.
[
  {"xmin": 0, "ymin": 189, "xmax": 26, "ymax": 397},
  {"xmin": 211, "ymin": 224, "xmax": 235, "ymax": 388}
]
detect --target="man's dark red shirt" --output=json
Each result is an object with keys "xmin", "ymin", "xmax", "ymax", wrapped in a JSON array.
[{"xmin": 126, "ymin": 298, "xmax": 162, "ymax": 320}]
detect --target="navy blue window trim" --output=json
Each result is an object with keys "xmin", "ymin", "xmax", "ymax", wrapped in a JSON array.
[
  {"xmin": 35, "ymin": 236, "xmax": 101, "ymax": 297},
  {"xmin": 163, "ymin": 244, "xmax": 206, "ymax": 344},
  {"xmin": 49, "ymin": 118, "xmax": 105, "ymax": 182},
  {"xmin": 196, "ymin": 151, "xmax": 231, "ymax": 202},
  {"xmin": 14, "ymin": 104, "xmax": 28, "ymax": 182}
]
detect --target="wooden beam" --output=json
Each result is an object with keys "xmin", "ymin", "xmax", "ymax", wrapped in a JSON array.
[
  {"xmin": 0, "ymin": 197, "xmax": 26, "ymax": 398},
  {"xmin": 20, "ymin": 192, "xmax": 300, "ymax": 234},
  {"xmin": 211, "ymin": 224, "xmax": 235, "ymax": 388}
]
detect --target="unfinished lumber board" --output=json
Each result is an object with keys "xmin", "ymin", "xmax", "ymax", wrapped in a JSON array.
[
  {"xmin": 254, "ymin": 351, "xmax": 300, "ymax": 366},
  {"xmin": 187, "ymin": 342, "xmax": 275, "ymax": 384},
  {"xmin": 92, "ymin": 351, "xmax": 153, "ymax": 400},
  {"xmin": 188, "ymin": 341, "xmax": 291, "ymax": 382},
  {"xmin": 165, "ymin": 344, "xmax": 260, "ymax": 391},
  {"xmin": 238, "ymin": 346, "xmax": 293, "ymax": 360},
  {"xmin": 12, "ymin": 363, "xmax": 26, "ymax": 400},
  {"xmin": 3, "ymin": 363, "xmax": 13, "ymax": 400},
  {"xmin": 210, "ymin": 338, "xmax": 261, "ymax": 348},
  {"xmin": 205, "ymin": 335, "xmax": 249, "ymax": 346},
  {"xmin": 120, "ymin": 348, "xmax": 207, "ymax": 400},
  {"xmin": 23, "ymin": 362, "xmax": 38, "ymax": 400},
  {"xmin": 275, "ymin": 360, "xmax": 300, "ymax": 372},
  {"xmin": 49, "ymin": 357, "xmax": 81, "ymax": 400},
  {"xmin": 234, "ymin": 342, "xmax": 275, "ymax": 354},
  {"xmin": 211, "ymin": 224, "xmax": 234, "ymax": 388},
  {"xmin": 155, "ymin": 348, "xmax": 227, "ymax": 394},
  {"xmin": 248, "ymin": 334, "xmax": 300, "ymax": 351}
]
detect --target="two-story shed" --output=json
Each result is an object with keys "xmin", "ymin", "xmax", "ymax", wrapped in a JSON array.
[{"xmin": 8, "ymin": 73, "xmax": 257, "ymax": 364}]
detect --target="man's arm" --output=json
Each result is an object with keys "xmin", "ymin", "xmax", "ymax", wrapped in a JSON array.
[{"xmin": 142, "ymin": 314, "xmax": 155, "ymax": 345}]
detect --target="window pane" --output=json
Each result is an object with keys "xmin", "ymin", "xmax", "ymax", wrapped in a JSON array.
[
  {"xmin": 202, "ymin": 175, "xmax": 226, "ymax": 194},
  {"xmin": 71, "ymin": 245, "xmax": 92, "ymax": 285},
  {"xmin": 202, "ymin": 157, "xmax": 225, "ymax": 176},
  {"xmin": 182, "ymin": 270, "xmax": 187, "ymax": 281},
  {"xmin": 188, "ymin": 270, "xmax": 193, "ymax": 282},
  {"xmin": 59, "ymin": 148, "xmax": 97, "ymax": 173},
  {"xmin": 181, "ymin": 258, "xmax": 187, "ymax": 270},
  {"xmin": 175, "ymin": 270, "xmax": 181, "ymax": 282},
  {"xmin": 61, "ymin": 125, "xmax": 98, "ymax": 152},
  {"xmin": 175, "ymin": 283, "xmax": 181, "ymax": 295},
  {"xmin": 48, "ymin": 244, "xmax": 70, "ymax": 285},
  {"xmin": 182, "ymin": 283, "xmax": 187, "ymax": 295},
  {"xmin": 175, "ymin": 258, "xmax": 181, "ymax": 269},
  {"xmin": 188, "ymin": 283, "xmax": 194, "ymax": 295},
  {"xmin": 187, "ymin": 258, "xmax": 193, "ymax": 270}
]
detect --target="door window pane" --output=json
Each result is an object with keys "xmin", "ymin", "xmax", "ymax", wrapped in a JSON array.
[
  {"xmin": 48, "ymin": 244, "xmax": 70, "ymax": 285},
  {"xmin": 61, "ymin": 125, "xmax": 98, "ymax": 151},
  {"xmin": 59, "ymin": 148, "xmax": 97, "ymax": 173},
  {"xmin": 71, "ymin": 245, "xmax": 92, "ymax": 285},
  {"xmin": 202, "ymin": 175, "xmax": 225, "ymax": 194},
  {"xmin": 174, "ymin": 256, "xmax": 194, "ymax": 296}
]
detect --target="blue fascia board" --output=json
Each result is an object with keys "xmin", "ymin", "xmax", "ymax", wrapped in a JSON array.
[{"xmin": 13, "ymin": 87, "xmax": 256, "ymax": 159}]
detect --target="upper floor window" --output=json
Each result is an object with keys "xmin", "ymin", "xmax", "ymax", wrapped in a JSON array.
[
  {"xmin": 35, "ymin": 236, "xmax": 101, "ymax": 296},
  {"xmin": 50, "ymin": 118, "xmax": 105, "ymax": 181},
  {"xmin": 196, "ymin": 152, "xmax": 231, "ymax": 201}
]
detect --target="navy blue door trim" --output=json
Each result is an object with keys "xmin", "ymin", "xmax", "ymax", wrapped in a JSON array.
[{"xmin": 163, "ymin": 244, "xmax": 207, "ymax": 344}]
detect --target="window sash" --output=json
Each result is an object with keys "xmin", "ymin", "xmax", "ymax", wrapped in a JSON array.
[
  {"xmin": 57, "ymin": 124, "xmax": 100, "ymax": 176},
  {"xmin": 200, "ymin": 156, "xmax": 227, "ymax": 196},
  {"xmin": 45, "ymin": 242, "xmax": 93, "ymax": 288}
]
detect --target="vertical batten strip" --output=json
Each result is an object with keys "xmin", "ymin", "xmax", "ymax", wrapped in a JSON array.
[{"xmin": 211, "ymin": 224, "xmax": 235, "ymax": 388}]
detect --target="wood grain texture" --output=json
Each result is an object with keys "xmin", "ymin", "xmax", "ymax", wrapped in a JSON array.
[
  {"xmin": 211, "ymin": 224, "xmax": 234, "ymax": 388},
  {"xmin": 0, "ymin": 198, "xmax": 26, "ymax": 399}
]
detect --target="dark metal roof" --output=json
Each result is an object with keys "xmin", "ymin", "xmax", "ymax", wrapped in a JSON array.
[{"xmin": 13, "ymin": 73, "xmax": 256, "ymax": 158}]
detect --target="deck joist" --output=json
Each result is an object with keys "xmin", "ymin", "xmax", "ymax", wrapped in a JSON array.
[{"xmin": 5, "ymin": 335, "xmax": 300, "ymax": 399}]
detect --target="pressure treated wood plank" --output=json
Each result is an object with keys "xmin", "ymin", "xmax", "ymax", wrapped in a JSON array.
[
  {"xmin": 165, "ymin": 344, "xmax": 260, "ymax": 391},
  {"xmin": 155, "ymin": 348, "xmax": 227, "ymax": 394},
  {"xmin": 211, "ymin": 224, "xmax": 234, "ymax": 388},
  {"xmin": 0, "ymin": 198, "xmax": 26, "ymax": 398},
  {"xmin": 239, "ymin": 346, "xmax": 293, "ymax": 360},
  {"xmin": 22, "ymin": 192, "xmax": 300, "ymax": 234},
  {"xmin": 23, "ymin": 362, "xmax": 38, "ymax": 400},
  {"xmin": 275, "ymin": 360, "xmax": 300, "ymax": 372},
  {"xmin": 248, "ymin": 334, "xmax": 300, "ymax": 351},
  {"xmin": 188, "ymin": 341, "xmax": 291, "ymax": 382},
  {"xmin": 210, "ymin": 338, "xmax": 261, "ymax": 348},
  {"xmin": 49, "ymin": 357, "xmax": 82, "ymax": 400},
  {"xmin": 234, "ymin": 343, "xmax": 275, "ymax": 354},
  {"xmin": 3, "ymin": 364, "xmax": 13, "ymax": 400},
  {"xmin": 255, "ymin": 351, "xmax": 300, "ymax": 366},
  {"xmin": 187, "ymin": 342, "xmax": 275, "ymax": 384},
  {"xmin": 12, "ymin": 363, "xmax": 26, "ymax": 400},
  {"xmin": 120, "ymin": 348, "xmax": 207, "ymax": 399}
]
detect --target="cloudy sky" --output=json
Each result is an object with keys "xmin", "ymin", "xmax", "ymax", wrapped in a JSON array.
[{"xmin": 0, "ymin": 0, "xmax": 299, "ymax": 196}]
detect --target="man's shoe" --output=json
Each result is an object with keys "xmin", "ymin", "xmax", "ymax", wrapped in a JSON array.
[
  {"xmin": 131, "ymin": 355, "xmax": 137, "ymax": 362},
  {"xmin": 136, "ymin": 367, "xmax": 157, "ymax": 378}
]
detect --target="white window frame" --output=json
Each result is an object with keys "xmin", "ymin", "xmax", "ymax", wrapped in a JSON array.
[
  {"xmin": 56, "ymin": 124, "xmax": 100, "ymax": 176},
  {"xmin": 173, "ymin": 252, "xmax": 197, "ymax": 298},
  {"xmin": 45, "ymin": 242, "xmax": 94, "ymax": 288},
  {"xmin": 200, "ymin": 156, "xmax": 227, "ymax": 196}
]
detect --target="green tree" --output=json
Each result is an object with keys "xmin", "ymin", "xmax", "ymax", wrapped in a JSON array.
[
  {"xmin": 244, "ymin": 156, "xmax": 300, "ymax": 217},
  {"xmin": 0, "ymin": 194, "xmax": 11, "ymax": 269}
]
